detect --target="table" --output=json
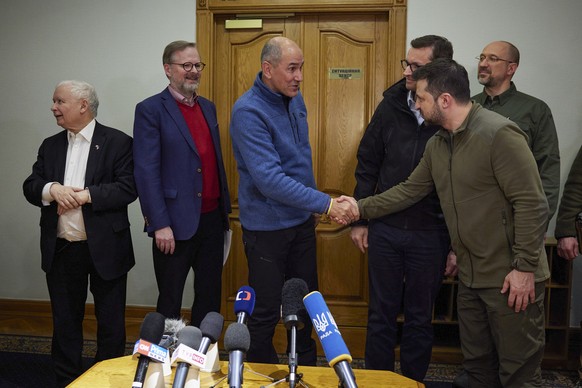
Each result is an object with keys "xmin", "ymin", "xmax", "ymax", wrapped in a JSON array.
[{"xmin": 68, "ymin": 355, "xmax": 424, "ymax": 387}]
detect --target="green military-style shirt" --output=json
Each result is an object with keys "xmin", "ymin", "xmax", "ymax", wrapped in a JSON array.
[{"xmin": 473, "ymin": 82, "xmax": 560, "ymax": 218}]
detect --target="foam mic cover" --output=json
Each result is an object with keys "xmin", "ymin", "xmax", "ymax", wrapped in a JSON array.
[
  {"xmin": 159, "ymin": 318, "xmax": 187, "ymax": 350},
  {"xmin": 234, "ymin": 285, "xmax": 255, "ymax": 320},
  {"xmin": 132, "ymin": 312, "xmax": 166, "ymax": 388},
  {"xmin": 198, "ymin": 312, "xmax": 224, "ymax": 354},
  {"xmin": 172, "ymin": 326, "xmax": 203, "ymax": 388},
  {"xmin": 303, "ymin": 291, "xmax": 352, "ymax": 367},
  {"xmin": 224, "ymin": 322, "xmax": 250, "ymax": 388},
  {"xmin": 282, "ymin": 278, "xmax": 309, "ymax": 330}
]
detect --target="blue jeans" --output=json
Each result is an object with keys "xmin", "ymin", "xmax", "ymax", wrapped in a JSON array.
[{"xmin": 365, "ymin": 221, "xmax": 449, "ymax": 382}]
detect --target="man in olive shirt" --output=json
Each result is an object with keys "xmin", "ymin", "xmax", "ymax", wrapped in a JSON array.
[
  {"xmin": 473, "ymin": 40, "xmax": 560, "ymax": 217},
  {"xmin": 338, "ymin": 59, "xmax": 549, "ymax": 387},
  {"xmin": 554, "ymin": 145, "xmax": 582, "ymax": 388}
]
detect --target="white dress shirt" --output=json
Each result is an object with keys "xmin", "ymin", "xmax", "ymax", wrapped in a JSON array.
[{"xmin": 42, "ymin": 120, "xmax": 95, "ymax": 241}]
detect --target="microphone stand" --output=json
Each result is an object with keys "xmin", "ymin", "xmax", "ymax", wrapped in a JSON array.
[{"xmin": 261, "ymin": 315, "xmax": 308, "ymax": 388}]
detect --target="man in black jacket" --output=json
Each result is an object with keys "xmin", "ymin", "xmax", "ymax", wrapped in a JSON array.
[
  {"xmin": 351, "ymin": 35, "xmax": 455, "ymax": 382},
  {"xmin": 23, "ymin": 80, "xmax": 136, "ymax": 386}
]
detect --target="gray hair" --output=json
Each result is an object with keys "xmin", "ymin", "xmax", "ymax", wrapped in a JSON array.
[{"xmin": 57, "ymin": 80, "xmax": 99, "ymax": 117}]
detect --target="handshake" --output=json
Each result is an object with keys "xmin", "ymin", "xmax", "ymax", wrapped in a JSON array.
[{"xmin": 329, "ymin": 196, "xmax": 360, "ymax": 225}]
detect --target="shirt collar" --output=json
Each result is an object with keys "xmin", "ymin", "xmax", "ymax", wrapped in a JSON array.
[
  {"xmin": 483, "ymin": 82, "xmax": 517, "ymax": 108},
  {"xmin": 407, "ymin": 90, "xmax": 424, "ymax": 125},
  {"xmin": 67, "ymin": 119, "xmax": 95, "ymax": 143},
  {"xmin": 168, "ymin": 85, "xmax": 198, "ymax": 107}
]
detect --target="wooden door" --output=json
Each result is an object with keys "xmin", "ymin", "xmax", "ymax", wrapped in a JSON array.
[{"xmin": 197, "ymin": 1, "xmax": 406, "ymax": 358}]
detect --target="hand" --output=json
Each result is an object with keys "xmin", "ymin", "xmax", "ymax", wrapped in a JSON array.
[
  {"xmin": 155, "ymin": 226, "xmax": 175, "ymax": 255},
  {"xmin": 313, "ymin": 213, "xmax": 322, "ymax": 227},
  {"xmin": 71, "ymin": 187, "xmax": 91, "ymax": 205},
  {"xmin": 501, "ymin": 269, "xmax": 535, "ymax": 312},
  {"xmin": 330, "ymin": 196, "xmax": 359, "ymax": 225},
  {"xmin": 49, "ymin": 183, "xmax": 84, "ymax": 210},
  {"xmin": 444, "ymin": 250, "xmax": 458, "ymax": 277},
  {"xmin": 557, "ymin": 237, "xmax": 579, "ymax": 260},
  {"xmin": 350, "ymin": 226, "xmax": 368, "ymax": 253}
]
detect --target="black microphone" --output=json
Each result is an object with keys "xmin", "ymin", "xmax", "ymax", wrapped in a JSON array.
[
  {"xmin": 282, "ymin": 278, "xmax": 309, "ymax": 388},
  {"xmin": 234, "ymin": 285, "xmax": 255, "ymax": 324},
  {"xmin": 132, "ymin": 312, "xmax": 166, "ymax": 388},
  {"xmin": 198, "ymin": 311, "xmax": 224, "ymax": 355},
  {"xmin": 172, "ymin": 326, "xmax": 203, "ymax": 388},
  {"xmin": 224, "ymin": 322, "xmax": 251, "ymax": 388}
]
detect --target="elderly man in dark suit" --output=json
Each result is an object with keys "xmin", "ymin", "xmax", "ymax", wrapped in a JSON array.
[
  {"xmin": 23, "ymin": 80, "xmax": 136, "ymax": 387},
  {"xmin": 133, "ymin": 41, "xmax": 231, "ymax": 327}
]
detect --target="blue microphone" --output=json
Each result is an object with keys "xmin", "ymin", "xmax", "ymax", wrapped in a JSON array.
[
  {"xmin": 303, "ymin": 291, "xmax": 357, "ymax": 388},
  {"xmin": 234, "ymin": 285, "xmax": 255, "ymax": 325}
]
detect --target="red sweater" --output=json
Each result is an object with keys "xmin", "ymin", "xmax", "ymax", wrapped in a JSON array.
[{"xmin": 177, "ymin": 102, "xmax": 220, "ymax": 213}]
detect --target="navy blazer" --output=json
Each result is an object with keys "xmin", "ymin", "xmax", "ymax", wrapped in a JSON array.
[
  {"xmin": 132, "ymin": 88, "xmax": 231, "ymax": 240},
  {"xmin": 23, "ymin": 122, "xmax": 137, "ymax": 280}
]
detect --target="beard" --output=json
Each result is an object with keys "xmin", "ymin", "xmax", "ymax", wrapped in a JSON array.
[{"xmin": 422, "ymin": 104, "xmax": 445, "ymax": 126}]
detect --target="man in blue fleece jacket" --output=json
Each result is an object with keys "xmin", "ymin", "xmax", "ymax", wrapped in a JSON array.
[{"xmin": 230, "ymin": 36, "xmax": 354, "ymax": 365}]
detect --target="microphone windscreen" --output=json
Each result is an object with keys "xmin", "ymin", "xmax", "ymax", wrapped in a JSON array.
[
  {"xmin": 234, "ymin": 285, "xmax": 256, "ymax": 316},
  {"xmin": 164, "ymin": 318, "xmax": 187, "ymax": 335},
  {"xmin": 176, "ymin": 326, "xmax": 203, "ymax": 350},
  {"xmin": 303, "ymin": 291, "xmax": 352, "ymax": 367},
  {"xmin": 200, "ymin": 312, "xmax": 224, "ymax": 343},
  {"xmin": 139, "ymin": 312, "xmax": 166, "ymax": 343},
  {"xmin": 224, "ymin": 322, "xmax": 251, "ymax": 352},
  {"xmin": 282, "ymin": 278, "xmax": 309, "ymax": 318}
]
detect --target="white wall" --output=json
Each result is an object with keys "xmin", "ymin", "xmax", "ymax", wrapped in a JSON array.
[{"xmin": 1, "ymin": 0, "xmax": 580, "ymax": 325}]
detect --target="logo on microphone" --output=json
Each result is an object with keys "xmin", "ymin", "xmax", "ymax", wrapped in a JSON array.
[{"xmin": 236, "ymin": 290, "xmax": 252, "ymax": 301}]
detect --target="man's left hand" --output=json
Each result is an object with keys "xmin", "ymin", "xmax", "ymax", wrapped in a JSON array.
[{"xmin": 501, "ymin": 269, "xmax": 535, "ymax": 312}]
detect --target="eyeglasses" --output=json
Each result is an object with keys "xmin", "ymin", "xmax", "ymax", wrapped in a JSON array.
[
  {"xmin": 401, "ymin": 59, "xmax": 423, "ymax": 72},
  {"xmin": 169, "ymin": 62, "xmax": 206, "ymax": 72},
  {"xmin": 476, "ymin": 55, "xmax": 514, "ymax": 64}
]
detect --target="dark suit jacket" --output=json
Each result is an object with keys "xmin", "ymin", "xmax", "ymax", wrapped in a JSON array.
[
  {"xmin": 23, "ymin": 121, "xmax": 137, "ymax": 280},
  {"xmin": 132, "ymin": 88, "xmax": 231, "ymax": 240}
]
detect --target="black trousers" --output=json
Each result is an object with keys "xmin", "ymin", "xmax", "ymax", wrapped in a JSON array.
[
  {"xmin": 365, "ymin": 222, "xmax": 449, "ymax": 382},
  {"xmin": 153, "ymin": 208, "xmax": 224, "ymax": 327},
  {"xmin": 242, "ymin": 217, "xmax": 318, "ymax": 365},
  {"xmin": 46, "ymin": 239, "xmax": 127, "ymax": 387}
]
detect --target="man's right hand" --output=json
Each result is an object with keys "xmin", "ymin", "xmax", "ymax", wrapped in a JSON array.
[
  {"xmin": 350, "ymin": 225, "xmax": 368, "ymax": 253},
  {"xmin": 557, "ymin": 237, "xmax": 579, "ymax": 260},
  {"xmin": 155, "ymin": 226, "xmax": 175, "ymax": 255}
]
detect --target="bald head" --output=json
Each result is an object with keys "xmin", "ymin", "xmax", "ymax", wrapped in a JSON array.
[{"xmin": 261, "ymin": 37, "xmax": 301, "ymax": 67}]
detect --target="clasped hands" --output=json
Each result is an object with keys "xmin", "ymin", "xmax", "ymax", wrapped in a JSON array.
[
  {"xmin": 329, "ymin": 195, "xmax": 360, "ymax": 225},
  {"xmin": 50, "ymin": 183, "xmax": 90, "ymax": 215}
]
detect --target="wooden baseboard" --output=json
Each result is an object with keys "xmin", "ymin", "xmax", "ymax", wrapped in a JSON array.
[{"xmin": 3, "ymin": 298, "xmax": 577, "ymax": 368}]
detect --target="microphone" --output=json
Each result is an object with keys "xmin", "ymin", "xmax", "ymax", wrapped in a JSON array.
[
  {"xmin": 198, "ymin": 311, "xmax": 224, "ymax": 355},
  {"xmin": 172, "ymin": 326, "xmax": 203, "ymax": 388},
  {"xmin": 303, "ymin": 291, "xmax": 357, "ymax": 388},
  {"xmin": 234, "ymin": 285, "xmax": 255, "ymax": 324},
  {"xmin": 282, "ymin": 278, "xmax": 309, "ymax": 388},
  {"xmin": 159, "ymin": 318, "xmax": 187, "ymax": 350},
  {"xmin": 224, "ymin": 322, "xmax": 251, "ymax": 388},
  {"xmin": 132, "ymin": 312, "xmax": 166, "ymax": 388}
]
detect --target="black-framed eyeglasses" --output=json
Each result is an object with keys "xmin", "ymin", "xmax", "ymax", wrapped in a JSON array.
[
  {"xmin": 476, "ymin": 55, "xmax": 514, "ymax": 64},
  {"xmin": 400, "ymin": 59, "xmax": 422, "ymax": 72},
  {"xmin": 169, "ymin": 62, "xmax": 206, "ymax": 72}
]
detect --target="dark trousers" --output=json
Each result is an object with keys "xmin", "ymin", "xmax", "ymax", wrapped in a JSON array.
[
  {"xmin": 153, "ymin": 208, "xmax": 224, "ymax": 327},
  {"xmin": 458, "ymin": 282, "xmax": 545, "ymax": 388},
  {"xmin": 46, "ymin": 239, "xmax": 127, "ymax": 387},
  {"xmin": 242, "ymin": 217, "xmax": 318, "ymax": 365},
  {"xmin": 365, "ymin": 222, "xmax": 449, "ymax": 382}
]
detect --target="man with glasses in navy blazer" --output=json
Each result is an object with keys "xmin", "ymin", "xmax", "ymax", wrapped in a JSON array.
[{"xmin": 133, "ymin": 40, "xmax": 231, "ymax": 327}]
